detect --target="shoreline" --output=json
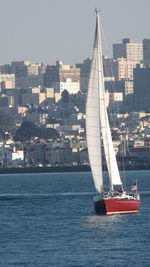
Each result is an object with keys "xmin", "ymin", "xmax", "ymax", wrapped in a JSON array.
[{"xmin": 0, "ymin": 164, "xmax": 150, "ymax": 174}]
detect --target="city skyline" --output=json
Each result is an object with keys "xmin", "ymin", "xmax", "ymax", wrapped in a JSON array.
[{"xmin": 0, "ymin": 0, "xmax": 150, "ymax": 66}]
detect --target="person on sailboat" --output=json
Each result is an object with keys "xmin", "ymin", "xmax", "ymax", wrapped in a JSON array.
[{"xmin": 119, "ymin": 185, "xmax": 124, "ymax": 194}]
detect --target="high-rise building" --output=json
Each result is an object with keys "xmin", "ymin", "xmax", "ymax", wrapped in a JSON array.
[
  {"xmin": 11, "ymin": 61, "xmax": 30, "ymax": 77},
  {"xmin": 76, "ymin": 58, "xmax": 91, "ymax": 92},
  {"xmin": 0, "ymin": 64, "xmax": 12, "ymax": 74},
  {"xmin": 103, "ymin": 57, "xmax": 139, "ymax": 81},
  {"xmin": 11, "ymin": 61, "xmax": 30, "ymax": 88},
  {"xmin": 116, "ymin": 58, "xmax": 140, "ymax": 81},
  {"xmin": 76, "ymin": 58, "xmax": 91, "ymax": 77},
  {"xmin": 44, "ymin": 65, "xmax": 59, "ymax": 87},
  {"xmin": 113, "ymin": 38, "xmax": 143, "ymax": 62},
  {"xmin": 143, "ymin": 39, "xmax": 150, "ymax": 64},
  {"xmin": 134, "ymin": 64, "xmax": 150, "ymax": 112}
]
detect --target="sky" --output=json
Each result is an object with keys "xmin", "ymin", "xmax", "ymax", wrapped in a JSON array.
[{"xmin": 0, "ymin": 0, "xmax": 150, "ymax": 66}]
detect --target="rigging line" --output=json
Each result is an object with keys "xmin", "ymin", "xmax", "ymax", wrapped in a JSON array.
[
  {"xmin": 100, "ymin": 18, "xmax": 111, "ymax": 58},
  {"xmin": 121, "ymin": 132, "xmax": 127, "ymax": 191},
  {"xmin": 100, "ymin": 16, "xmax": 121, "ymax": 126}
]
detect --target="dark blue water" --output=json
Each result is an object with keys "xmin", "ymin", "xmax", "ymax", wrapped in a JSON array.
[{"xmin": 0, "ymin": 171, "xmax": 149, "ymax": 267}]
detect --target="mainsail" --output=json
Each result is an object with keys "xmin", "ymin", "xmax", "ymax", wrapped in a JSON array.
[
  {"xmin": 86, "ymin": 10, "xmax": 122, "ymax": 194},
  {"xmin": 86, "ymin": 12, "xmax": 103, "ymax": 193}
]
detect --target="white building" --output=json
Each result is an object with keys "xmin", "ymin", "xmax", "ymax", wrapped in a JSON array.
[
  {"xmin": 12, "ymin": 150, "xmax": 24, "ymax": 166},
  {"xmin": 0, "ymin": 147, "xmax": 24, "ymax": 167},
  {"xmin": 54, "ymin": 78, "xmax": 80, "ymax": 94}
]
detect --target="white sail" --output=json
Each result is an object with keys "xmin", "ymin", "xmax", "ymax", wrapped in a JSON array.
[
  {"xmin": 96, "ymin": 14, "xmax": 122, "ymax": 187},
  {"xmin": 86, "ymin": 10, "xmax": 122, "ymax": 194},
  {"xmin": 86, "ymin": 12, "xmax": 103, "ymax": 194},
  {"xmin": 100, "ymin": 102, "xmax": 122, "ymax": 187}
]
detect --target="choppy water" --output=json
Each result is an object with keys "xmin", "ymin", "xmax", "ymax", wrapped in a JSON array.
[{"xmin": 0, "ymin": 171, "xmax": 149, "ymax": 267}]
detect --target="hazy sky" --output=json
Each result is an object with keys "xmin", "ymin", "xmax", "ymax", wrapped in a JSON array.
[{"xmin": 0, "ymin": 0, "xmax": 150, "ymax": 66}]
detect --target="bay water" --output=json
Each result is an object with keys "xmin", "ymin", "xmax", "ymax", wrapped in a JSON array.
[{"xmin": 0, "ymin": 170, "xmax": 149, "ymax": 267}]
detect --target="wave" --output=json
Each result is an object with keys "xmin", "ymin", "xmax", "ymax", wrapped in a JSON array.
[
  {"xmin": 0, "ymin": 191, "xmax": 149, "ymax": 201},
  {"xmin": 0, "ymin": 191, "xmax": 94, "ymax": 200}
]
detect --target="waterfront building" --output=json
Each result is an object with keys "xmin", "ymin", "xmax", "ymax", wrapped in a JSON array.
[
  {"xmin": 11, "ymin": 147, "xmax": 24, "ymax": 166},
  {"xmin": 0, "ymin": 148, "xmax": 12, "ymax": 167}
]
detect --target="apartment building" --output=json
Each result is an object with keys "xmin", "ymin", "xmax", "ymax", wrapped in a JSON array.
[{"xmin": 113, "ymin": 38, "xmax": 143, "ymax": 62}]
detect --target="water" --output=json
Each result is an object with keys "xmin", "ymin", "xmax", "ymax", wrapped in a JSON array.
[{"xmin": 0, "ymin": 170, "xmax": 149, "ymax": 267}]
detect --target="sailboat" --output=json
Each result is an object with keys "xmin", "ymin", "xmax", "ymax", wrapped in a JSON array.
[{"xmin": 86, "ymin": 9, "xmax": 140, "ymax": 215}]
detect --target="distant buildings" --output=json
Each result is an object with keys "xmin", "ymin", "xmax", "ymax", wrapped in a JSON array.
[
  {"xmin": 0, "ymin": 35, "xmax": 150, "ymax": 168},
  {"xmin": 44, "ymin": 60, "xmax": 80, "ymax": 89},
  {"xmin": 113, "ymin": 38, "xmax": 143, "ymax": 61}
]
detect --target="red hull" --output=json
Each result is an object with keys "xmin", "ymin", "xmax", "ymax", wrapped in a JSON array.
[
  {"xmin": 104, "ymin": 198, "xmax": 140, "ymax": 215},
  {"xmin": 94, "ymin": 197, "xmax": 140, "ymax": 215}
]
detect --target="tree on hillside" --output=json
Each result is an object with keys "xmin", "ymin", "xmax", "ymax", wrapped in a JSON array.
[
  {"xmin": 61, "ymin": 90, "xmax": 69, "ymax": 104},
  {"xmin": 14, "ymin": 121, "xmax": 42, "ymax": 142},
  {"xmin": 42, "ymin": 128, "xmax": 60, "ymax": 139},
  {"xmin": 14, "ymin": 121, "xmax": 60, "ymax": 142}
]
